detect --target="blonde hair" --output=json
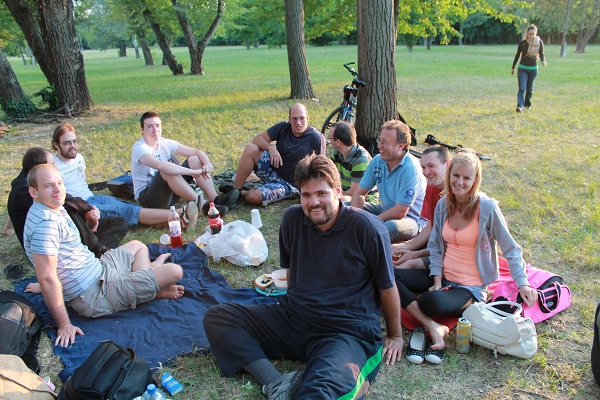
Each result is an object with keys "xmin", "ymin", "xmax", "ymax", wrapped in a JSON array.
[{"xmin": 443, "ymin": 149, "xmax": 481, "ymax": 220}]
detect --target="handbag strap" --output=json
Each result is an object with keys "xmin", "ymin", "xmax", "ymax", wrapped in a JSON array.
[
  {"xmin": 538, "ymin": 282, "xmax": 562, "ymax": 312},
  {"xmin": 484, "ymin": 301, "xmax": 523, "ymax": 317}
]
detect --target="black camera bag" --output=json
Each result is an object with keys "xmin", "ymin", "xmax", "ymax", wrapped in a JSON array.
[{"xmin": 58, "ymin": 340, "xmax": 153, "ymax": 400}]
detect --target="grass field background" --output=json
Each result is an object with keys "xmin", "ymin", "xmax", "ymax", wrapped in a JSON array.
[{"xmin": 1, "ymin": 44, "xmax": 599, "ymax": 399}]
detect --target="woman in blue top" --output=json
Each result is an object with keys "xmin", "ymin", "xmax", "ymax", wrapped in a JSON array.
[{"xmin": 512, "ymin": 24, "xmax": 547, "ymax": 113}]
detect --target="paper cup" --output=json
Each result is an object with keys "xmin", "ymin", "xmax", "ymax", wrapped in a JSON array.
[{"xmin": 251, "ymin": 209, "xmax": 262, "ymax": 229}]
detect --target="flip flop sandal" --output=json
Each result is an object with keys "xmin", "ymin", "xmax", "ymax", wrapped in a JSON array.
[
  {"xmin": 4, "ymin": 263, "xmax": 24, "ymax": 283},
  {"xmin": 425, "ymin": 342, "xmax": 445, "ymax": 364},
  {"xmin": 406, "ymin": 326, "xmax": 427, "ymax": 364}
]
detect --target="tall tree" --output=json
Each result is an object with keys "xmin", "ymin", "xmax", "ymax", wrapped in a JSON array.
[
  {"xmin": 284, "ymin": 0, "xmax": 315, "ymax": 99},
  {"xmin": 0, "ymin": 49, "xmax": 36, "ymax": 118},
  {"xmin": 355, "ymin": 0, "xmax": 396, "ymax": 155},
  {"xmin": 170, "ymin": 0, "xmax": 223, "ymax": 75},
  {"xmin": 142, "ymin": 5, "xmax": 183, "ymax": 75},
  {"xmin": 4, "ymin": 0, "xmax": 93, "ymax": 115},
  {"xmin": 37, "ymin": 0, "xmax": 93, "ymax": 114},
  {"xmin": 574, "ymin": 0, "xmax": 600, "ymax": 53}
]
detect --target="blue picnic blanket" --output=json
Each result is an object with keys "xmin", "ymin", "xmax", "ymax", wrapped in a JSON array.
[{"xmin": 15, "ymin": 242, "xmax": 277, "ymax": 382}]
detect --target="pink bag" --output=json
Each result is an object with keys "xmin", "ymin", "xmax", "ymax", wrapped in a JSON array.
[{"xmin": 490, "ymin": 267, "xmax": 571, "ymax": 323}]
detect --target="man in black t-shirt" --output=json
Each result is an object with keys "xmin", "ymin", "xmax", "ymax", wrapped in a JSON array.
[
  {"xmin": 204, "ymin": 155, "xmax": 403, "ymax": 399},
  {"xmin": 215, "ymin": 103, "xmax": 326, "ymax": 208}
]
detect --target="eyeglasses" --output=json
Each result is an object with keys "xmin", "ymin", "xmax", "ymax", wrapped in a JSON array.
[
  {"xmin": 60, "ymin": 139, "xmax": 78, "ymax": 147},
  {"xmin": 377, "ymin": 137, "xmax": 392, "ymax": 147}
]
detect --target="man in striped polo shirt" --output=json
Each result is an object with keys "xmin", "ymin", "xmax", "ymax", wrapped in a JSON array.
[
  {"xmin": 327, "ymin": 121, "xmax": 372, "ymax": 202},
  {"xmin": 23, "ymin": 164, "xmax": 184, "ymax": 347}
]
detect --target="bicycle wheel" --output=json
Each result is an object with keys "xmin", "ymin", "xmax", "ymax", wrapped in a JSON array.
[{"xmin": 321, "ymin": 105, "xmax": 344, "ymax": 134}]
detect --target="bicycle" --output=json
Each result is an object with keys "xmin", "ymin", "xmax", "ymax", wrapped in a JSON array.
[
  {"xmin": 321, "ymin": 62, "xmax": 417, "ymax": 150},
  {"xmin": 320, "ymin": 62, "xmax": 365, "ymax": 134}
]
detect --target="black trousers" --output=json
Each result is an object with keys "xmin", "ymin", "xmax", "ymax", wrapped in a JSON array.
[
  {"xmin": 394, "ymin": 268, "xmax": 477, "ymax": 317},
  {"xmin": 204, "ymin": 303, "xmax": 382, "ymax": 399}
]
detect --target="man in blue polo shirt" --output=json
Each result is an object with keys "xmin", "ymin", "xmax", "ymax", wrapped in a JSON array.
[
  {"xmin": 204, "ymin": 155, "xmax": 403, "ymax": 399},
  {"xmin": 351, "ymin": 120, "xmax": 426, "ymax": 243}
]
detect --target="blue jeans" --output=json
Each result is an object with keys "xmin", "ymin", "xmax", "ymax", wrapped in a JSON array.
[{"xmin": 517, "ymin": 68, "xmax": 538, "ymax": 109}]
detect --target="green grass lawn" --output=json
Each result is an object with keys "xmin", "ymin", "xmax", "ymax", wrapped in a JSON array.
[{"xmin": 1, "ymin": 43, "xmax": 599, "ymax": 399}]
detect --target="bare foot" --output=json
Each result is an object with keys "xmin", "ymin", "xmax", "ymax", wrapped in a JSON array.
[
  {"xmin": 156, "ymin": 284, "xmax": 184, "ymax": 300},
  {"xmin": 428, "ymin": 323, "xmax": 450, "ymax": 350},
  {"xmin": 25, "ymin": 282, "xmax": 41, "ymax": 294},
  {"xmin": 151, "ymin": 253, "xmax": 171, "ymax": 267}
]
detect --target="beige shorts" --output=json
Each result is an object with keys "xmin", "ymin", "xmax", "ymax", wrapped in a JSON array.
[{"xmin": 68, "ymin": 247, "xmax": 159, "ymax": 318}]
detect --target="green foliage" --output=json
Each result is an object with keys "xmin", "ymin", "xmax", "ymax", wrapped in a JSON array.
[
  {"xmin": 33, "ymin": 86, "xmax": 59, "ymax": 111},
  {"xmin": 1, "ymin": 45, "xmax": 599, "ymax": 399},
  {"xmin": 0, "ymin": 95, "xmax": 37, "ymax": 118}
]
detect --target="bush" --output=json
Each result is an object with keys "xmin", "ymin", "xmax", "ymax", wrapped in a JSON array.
[
  {"xmin": 0, "ymin": 96, "xmax": 37, "ymax": 119},
  {"xmin": 34, "ymin": 86, "xmax": 59, "ymax": 111}
]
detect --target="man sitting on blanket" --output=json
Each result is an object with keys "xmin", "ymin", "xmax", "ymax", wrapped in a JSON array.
[
  {"xmin": 204, "ymin": 155, "xmax": 403, "ymax": 399},
  {"xmin": 23, "ymin": 164, "xmax": 184, "ymax": 347}
]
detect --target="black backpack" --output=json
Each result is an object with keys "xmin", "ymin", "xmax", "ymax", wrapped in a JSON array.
[
  {"xmin": 0, "ymin": 290, "xmax": 42, "ymax": 373},
  {"xmin": 58, "ymin": 340, "xmax": 153, "ymax": 400}
]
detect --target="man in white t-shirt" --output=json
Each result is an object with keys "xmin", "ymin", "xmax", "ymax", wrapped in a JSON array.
[
  {"xmin": 52, "ymin": 123, "xmax": 200, "ymax": 230},
  {"xmin": 131, "ymin": 111, "xmax": 226, "ymax": 216}
]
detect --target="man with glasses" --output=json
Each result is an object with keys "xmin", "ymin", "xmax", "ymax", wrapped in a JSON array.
[
  {"xmin": 351, "ymin": 120, "xmax": 426, "ymax": 242},
  {"xmin": 328, "ymin": 121, "xmax": 372, "ymax": 202},
  {"xmin": 215, "ymin": 103, "xmax": 326, "ymax": 208},
  {"xmin": 52, "ymin": 123, "xmax": 199, "ymax": 229},
  {"xmin": 5, "ymin": 147, "xmax": 127, "ymax": 257}
]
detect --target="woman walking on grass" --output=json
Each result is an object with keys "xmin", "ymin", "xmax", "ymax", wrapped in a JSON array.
[
  {"xmin": 512, "ymin": 24, "xmax": 547, "ymax": 113},
  {"xmin": 395, "ymin": 149, "xmax": 538, "ymax": 364}
]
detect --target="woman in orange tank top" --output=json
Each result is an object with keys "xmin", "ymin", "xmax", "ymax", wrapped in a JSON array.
[{"xmin": 396, "ymin": 149, "xmax": 538, "ymax": 364}]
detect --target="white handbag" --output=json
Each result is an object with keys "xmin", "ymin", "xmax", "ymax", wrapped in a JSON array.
[{"xmin": 463, "ymin": 301, "xmax": 538, "ymax": 359}]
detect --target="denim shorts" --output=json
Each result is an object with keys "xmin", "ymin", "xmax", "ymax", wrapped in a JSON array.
[
  {"xmin": 254, "ymin": 151, "xmax": 299, "ymax": 206},
  {"xmin": 87, "ymin": 195, "xmax": 141, "ymax": 227}
]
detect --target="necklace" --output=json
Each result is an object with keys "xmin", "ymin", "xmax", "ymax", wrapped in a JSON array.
[{"xmin": 457, "ymin": 201, "xmax": 467, "ymax": 213}]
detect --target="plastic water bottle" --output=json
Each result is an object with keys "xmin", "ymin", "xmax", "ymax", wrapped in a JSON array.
[
  {"xmin": 161, "ymin": 372, "xmax": 184, "ymax": 395},
  {"xmin": 141, "ymin": 383, "xmax": 167, "ymax": 400},
  {"xmin": 208, "ymin": 202, "xmax": 222, "ymax": 235},
  {"xmin": 168, "ymin": 206, "xmax": 183, "ymax": 248}
]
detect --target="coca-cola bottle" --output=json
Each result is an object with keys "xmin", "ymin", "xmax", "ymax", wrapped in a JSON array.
[
  {"xmin": 168, "ymin": 206, "xmax": 183, "ymax": 248},
  {"xmin": 208, "ymin": 202, "xmax": 222, "ymax": 235}
]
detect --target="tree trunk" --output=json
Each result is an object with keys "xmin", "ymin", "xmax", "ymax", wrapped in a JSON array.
[
  {"xmin": 575, "ymin": 0, "xmax": 600, "ymax": 54},
  {"xmin": 561, "ymin": 0, "xmax": 572, "ymax": 57},
  {"xmin": 137, "ymin": 29, "xmax": 154, "ymax": 66},
  {"xmin": 143, "ymin": 8, "xmax": 183, "ymax": 75},
  {"xmin": 356, "ymin": 0, "xmax": 397, "ymax": 156},
  {"xmin": 393, "ymin": 0, "xmax": 399, "ymax": 42},
  {"xmin": 118, "ymin": 44, "xmax": 127, "ymax": 57},
  {"xmin": 0, "ymin": 49, "xmax": 37, "ymax": 118},
  {"xmin": 196, "ymin": 0, "xmax": 224, "ymax": 74},
  {"xmin": 0, "ymin": 50, "xmax": 27, "ymax": 102},
  {"xmin": 171, "ymin": 0, "xmax": 202, "ymax": 75},
  {"xmin": 4, "ymin": 0, "xmax": 55, "ymax": 86},
  {"xmin": 133, "ymin": 35, "xmax": 140, "ymax": 59},
  {"xmin": 17, "ymin": 43, "xmax": 27, "ymax": 65},
  {"xmin": 37, "ymin": 0, "xmax": 93, "ymax": 115},
  {"xmin": 284, "ymin": 0, "xmax": 315, "ymax": 99}
]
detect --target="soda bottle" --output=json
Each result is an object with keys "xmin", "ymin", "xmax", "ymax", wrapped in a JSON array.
[
  {"xmin": 208, "ymin": 202, "xmax": 222, "ymax": 235},
  {"xmin": 141, "ymin": 384, "xmax": 167, "ymax": 400},
  {"xmin": 161, "ymin": 372, "xmax": 184, "ymax": 395},
  {"xmin": 168, "ymin": 206, "xmax": 183, "ymax": 248}
]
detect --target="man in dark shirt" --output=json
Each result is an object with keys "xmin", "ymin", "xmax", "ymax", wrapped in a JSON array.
[
  {"xmin": 204, "ymin": 155, "xmax": 403, "ymax": 399},
  {"xmin": 215, "ymin": 103, "xmax": 326, "ymax": 208},
  {"xmin": 6, "ymin": 147, "xmax": 127, "ymax": 257}
]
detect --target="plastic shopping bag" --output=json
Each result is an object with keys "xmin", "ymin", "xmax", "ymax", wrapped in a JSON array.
[{"xmin": 196, "ymin": 220, "xmax": 268, "ymax": 266}]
